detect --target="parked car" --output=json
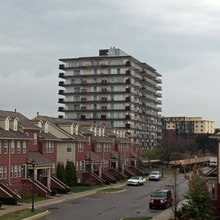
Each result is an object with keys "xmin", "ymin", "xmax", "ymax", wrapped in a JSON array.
[
  {"xmin": 149, "ymin": 170, "xmax": 161, "ymax": 181},
  {"xmin": 149, "ymin": 189, "xmax": 172, "ymax": 209},
  {"xmin": 127, "ymin": 176, "xmax": 146, "ymax": 186}
]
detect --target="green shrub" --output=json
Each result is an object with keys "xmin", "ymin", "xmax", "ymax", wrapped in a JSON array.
[
  {"xmin": 52, "ymin": 188, "xmax": 68, "ymax": 194},
  {"xmin": 0, "ymin": 197, "xmax": 17, "ymax": 205},
  {"xmin": 51, "ymin": 189, "xmax": 57, "ymax": 196}
]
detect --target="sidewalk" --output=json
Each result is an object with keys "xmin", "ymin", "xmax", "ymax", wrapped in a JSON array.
[
  {"xmin": 0, "ymin": 183, "xmax": 124, "ymax": 218},
  {"xmin": 151, "ymin": 207, "xmax": 173, "ymax": 220},
  {"xmin": 0, "ymin": 183, "xmax": 173, "ymax": 220}
]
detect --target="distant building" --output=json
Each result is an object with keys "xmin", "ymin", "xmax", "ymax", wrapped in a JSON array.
[
  {"xmin": 58, "ymin": 47, "xmax": 162, "ymax": 149},
  {"xmin": 162, "ymin": 116, "xmax": 215, "ymax": 143}
]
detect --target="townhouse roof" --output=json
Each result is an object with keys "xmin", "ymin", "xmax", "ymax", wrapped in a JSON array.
[
  {"xmin": 28, "ymin": 151, "xmax": 53, "ymax": 165},
  {"xmin": 91, "ymin": 135, "xmax": 111, "ymax": 143},
  {"xmin": 86, "ymin": 150, "xmax": 101, "ymax": 162},
  {"xmin": 111, "ymin": 150, "xmax": 125, "ymax": 160},
  {"xmin": 38, "ymin": 131, "xmax": 60, "ymax": 141},
  {"xmin": 0, "ymin": 110, "xmax": 39, "ymax": 130},
  {"xmin": 0, "ymin": 127, "xmax": 30, "ymax": 140},
  {"xmin": 115, "ymin": 137, "xmax": 131, "ymax": 144},
  {"xmin": 33, "ymin": 115, "xmax": 88, "ymax": 142},
  {"xmin": 130, "ymin": 151, "xmax": 144, "ymax": 161}
]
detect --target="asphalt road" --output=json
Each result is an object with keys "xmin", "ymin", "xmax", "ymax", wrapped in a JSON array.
[{"xmin": 38, "ymin": 173, "xmax": 189, "ymax": 220}]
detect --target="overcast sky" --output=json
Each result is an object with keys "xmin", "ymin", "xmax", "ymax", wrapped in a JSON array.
[{"xmin": 1, "ymin": 0, "xmax": 220, "ymax": 126}]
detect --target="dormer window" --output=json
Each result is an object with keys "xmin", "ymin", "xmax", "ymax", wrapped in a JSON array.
[
  {"xmin": 38, "ymin": 121, "xmax": 43, "ymax": 128},
  {"xmin": 71, "ymin": 124, "xmax": 74, "ymax": 135},
  {"xmin": 75, "ymin": 124, "xmax": 79, "ymax": 135},
  {"xmin": 102, "ymin": 128, "xmax": 105, "ymax": 136},
  {"xmin": 45, "ymin": 121, "xmax": 48, "ymax": 133},
  {"xmin": 5, "ymin": 117, "xmax": 10, "ymax": 131},
  {"xmin": 14, "ymin": 119, "xmax": 18, "ymax": 131}
]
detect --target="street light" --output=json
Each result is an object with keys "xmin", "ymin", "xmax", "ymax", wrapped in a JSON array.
[{"xmin": 31, "ymin": 160, "xmax": 36, "ymax": 212}]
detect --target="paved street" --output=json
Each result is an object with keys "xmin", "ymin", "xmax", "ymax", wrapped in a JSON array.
[{"xmin": 37, "ymin": 173, "xmax": 189, "ymax": 220}]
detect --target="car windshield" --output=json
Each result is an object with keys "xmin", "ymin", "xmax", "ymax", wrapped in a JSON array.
[
  {"xmin": 151, "ymin": 171, "xmax": 159, "ymax": 175},
  {"xmin": 130, "ymin": 176, "xmax": 140, "ymax": 180},
  {"xmin": 152, "ymin": 192, "xmax": 167, "ymax": 197}
]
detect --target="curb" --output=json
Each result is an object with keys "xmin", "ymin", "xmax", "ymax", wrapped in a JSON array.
[{"xmin": 22, "ymin": 210, "xmax": 49, "ymax": 220}]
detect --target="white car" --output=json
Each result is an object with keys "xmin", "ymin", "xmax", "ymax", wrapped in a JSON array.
[
  {"xmin": 127, "ymin": 176, "xmax": 146, "ymax": 186},
  {"xmin": 149, "ymin": 171, "xmax": 162, "ymax": 181}
]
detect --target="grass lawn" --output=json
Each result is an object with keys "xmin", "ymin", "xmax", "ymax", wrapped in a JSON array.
[
  {"xmin": 99, "ymin": 187, "xmax": 125, "ymax": 192},
  {"xmin": 0, "ymin": 208, "xmax": 46, "ymax": 220},
  {"xmin": 22, "ymin": 196, "xmax": 51, "ymax": 204},
  {"xmin": 71, "ymin": 184, "xmax": 105, "ymax": 193}
]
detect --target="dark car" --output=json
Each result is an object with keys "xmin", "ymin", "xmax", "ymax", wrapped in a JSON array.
[{"xmin": 149, "ymin": 189, "xmax": 172, "ymax": 209}]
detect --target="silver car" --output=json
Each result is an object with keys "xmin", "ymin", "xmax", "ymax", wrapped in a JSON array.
[
  {"xmin": 127, "ymin": 176, "xmax": 146, "ymax": 186},
  {"xmin": 149, "ymin": 171, "xmax": 161, "ymax": 181}
]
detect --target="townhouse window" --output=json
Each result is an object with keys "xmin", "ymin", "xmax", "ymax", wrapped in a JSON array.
[
  {"xmin": 11, "ymin": 140, "xmax": 15, "ymax": 154},
  {"xmin": 18, "ymin": 165, "xmax": 21, "ymax": 178},
  {"xmin": 4, "ymin": 141, "xmax": 8, "ymax": 154},
  {"xmin": 22, "ymin": 141, "xmax": 26, "ymax": 154},
  {"xmin": 80, "ymin": 161, "xmax": 83, "ymax": 171},
  {"xmin": 67, "ymin": 143, "xmax": 72, "ymax": 152},
  {"xmin": 34, "ymin": 133, "xmax": 37, "ymax": 145},
  {"xmin": 0, "ymin": 166, "xmax": 3, "ymax": 179},
  {"xmin": 46, "ymin": 142, "xmax": 49, "ymax": 153},
  {"xmin": 17, "ymin": 141, "xmax": 21, "ymax": 154},
  {"xmin": 52, "ymin": 163, "xmax": 55, "ymax": 174},
  {"xmin": 76, "ymin": 161, "xmax": 79, "ymax": 171},
  {"xmin": 78, "ymin": 143, "xmax": 84, "ymax": 153},
  {"xmin": 14, "ymin": 165, "xmax": 18, "ymax": 178},
  {"xmin": 5, "ymin": 118, "xmax": 9, "ymax": 130},
  {"xmin": 11, "ymin": 165, "xmax": 14, "ymax": 178},
  {"xmin": 4, "ymin": 165, "xmax": 7, "ymax": 179},
  {"xmin": 51, "ymin": 142, "xmax": 54, "ymax": 153},
  {"xmin": 14, "ymin": 119, "xmax": 18, "ymax": 131}
]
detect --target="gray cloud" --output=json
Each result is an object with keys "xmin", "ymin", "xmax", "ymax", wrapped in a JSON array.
[{"xmin": 1, "ymin": 0, "xmax": 220, "ymax": 125}]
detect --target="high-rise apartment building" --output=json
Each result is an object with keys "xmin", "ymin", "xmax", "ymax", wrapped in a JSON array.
[{"xmin": 58, "ymin": 48, "xmax": 162, "ymax": 148}]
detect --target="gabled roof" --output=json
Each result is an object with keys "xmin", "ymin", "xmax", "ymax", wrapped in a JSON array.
[
  {"xmin": 33, "ymin": 115, "xmax": 87, "ymax": 142},
  {"xmin": 0, "ymin": 127, "xmax": 30, "ymax": 140},
  {"xmin": 38, "ymin": 131, "xmax": 59, "ymax": 141},
  {"xmin": 91, "ymin": 135, "xmax": 111, "ymax": 143},
  {"xmin": 111, "ymin": 150, "xmax": 125, "ymax": 160},
  {"xmin": 115, "ymin": 137, "xmax": 131, "ymax": 144},
  {"xmin": 28, "ymin": 151, "xmax": 53, "ymax": 165},
  {"xmin": 0, "ymin": 110, "xmax": 39, "ymax": 130},
  {"xmin": 86, "ymin": 150, "xmax": 101, "ymax": 162}
]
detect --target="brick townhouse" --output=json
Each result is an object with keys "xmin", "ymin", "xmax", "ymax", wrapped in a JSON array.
[
  {"xmin": 33, "ymin": 115, "xmax": 143, "ymax": 185},
  {"xmin": 0, "ymin": 110, "xmax": 143, "ymax": 200},
  {"xmin": 0, "ymin": 110, "xmax": 68, "ymax": 200}
]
